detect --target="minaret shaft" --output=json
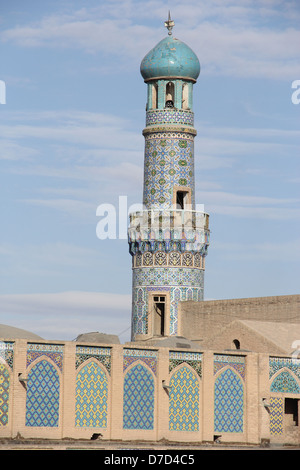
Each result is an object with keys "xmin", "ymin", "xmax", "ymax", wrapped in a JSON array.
[{"xmin": 128, "ymin": 22, "xmax": 209, "ymax": 342}]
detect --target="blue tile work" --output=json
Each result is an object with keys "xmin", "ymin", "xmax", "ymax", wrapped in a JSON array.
[
  {"xmin": 27, "ymin": 343, "xmax": 64, "ymax": 372},
  {"xmin": 269, "ymin": 357, "xmax": 300, "ymax": 384},
  {"xmin": 269, "ymin": 357, "xmax": 300, "ymax": 436},
  {"xmin": 0, "ymin": 364, "xmax": 10, "ymax": 426},
  {"xmin": 169, "ymin": 365, "xmax": 200, "ymax": 431},
  {"xmin": 0, "ymin": 341, "xmax": 14, "ymax": 370},
  {"xmin": 143, "ymin": 133, "xmax": 195, "ymax": 209},
  {"xmin": 214, "ymin": 355, "xmax": 245, "ymax": 433},
  {"xmin": 146, "ymin": 109, "xmax": 194, "ymax": 127},
  {"xmin": 132, "ymin": 268, "xmax": 204, "ymax": 335},
  {"xmin": 123, "ymin": 363, "xmax": 155, "ymax": 430},
  {"xmin": 25, "ymin": 359, "xmax": 60, "ymax": 427},
  {"xmin": 123, "ymin": 348, "xmax": 158, "ymax": 376},
  {"xmin": 75, "ymin": 361, "xmax": 108, "ymax": 428},
  {"xmin": 169, "ymin": 351, "xmax": 202, "ymax": 377},
  {"xmin": 76, "ymin": 345, "xmax": 111, "ymax": 374}
]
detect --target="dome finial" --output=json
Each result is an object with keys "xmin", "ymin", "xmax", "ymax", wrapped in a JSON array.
[{"xmin": 164, "ymin": 11, "xmax": 174, "ymax": 36}]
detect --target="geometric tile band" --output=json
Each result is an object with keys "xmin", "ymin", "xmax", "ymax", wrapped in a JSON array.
[
  {"xmin": 123, "ymin": 363, "xmax": 155, "ymax": 430},
  {"xmin": 25, "ymin": 360, "xmax": 60, "ymax": 427},
  {"xmin": 214, "ymin": 368, "xmax": 244, "ymax": 433},
  {"xmin": 0, "ymin": 364, "xmax": 10, "ymax": 426},
  {"xmin": 269, "ymin": 396, "xmax": 284, "ymax": 436},
  {"xmin": 75, "ymin": 361, "xmax": 108, "ymax": 428},
  {"xmin": 169, "ymin": 366, "xmax": 199, "ymax": 431}
]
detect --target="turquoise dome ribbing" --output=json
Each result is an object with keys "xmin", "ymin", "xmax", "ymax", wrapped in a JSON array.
[{"xmin": 140, "ymin": 35, "xmax": 200, "ymax": 81}]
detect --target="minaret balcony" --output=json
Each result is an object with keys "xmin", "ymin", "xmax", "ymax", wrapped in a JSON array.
[{"xmin": 128, "ymin": 209, "xmax": 209, "ymax": 254}]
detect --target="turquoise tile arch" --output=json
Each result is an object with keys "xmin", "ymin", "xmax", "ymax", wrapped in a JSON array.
[
  {"xmin": 214, "ymin": 367, "xmax": 244, "ymax": 433},
  {"xmin": 25, "ymin": 359, "xmax": 60, "ymax": 427},
  {"xmin": 270, "ymin": 369, "xmax": 300, "ymax": 394},
  {"xmin": 169, "ymin": 365, "xmax": 200, "ymax": 432},
  {"xmin": 75, "ymin": 359, "xmax": 109, "ymax": 428},
  {"xmin": 123, "ymin": 362, "xmax": 155, "ymax": 430}
]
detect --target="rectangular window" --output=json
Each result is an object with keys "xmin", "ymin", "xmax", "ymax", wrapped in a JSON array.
[{"xmin": 153, "ymin": 296, "xmax": 166, "ymax": 336}]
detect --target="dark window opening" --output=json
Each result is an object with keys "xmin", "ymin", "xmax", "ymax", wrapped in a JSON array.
[
  {"xmin": 154, "ymin": 296, "xmax": 166, "ymax": 336},
  {"xmin": 176, "ymin": 190, "xmax": 188, "ymax": 210},
  {"xmin": 233, "ymin": 339, "xmax": 240, "ymax": 350},
  {"xmin": 285, "ymin": 398, "xmax": 299, "ymax": 426},
  {"xmin": 165, "ymin": 100, "xmax": 174, "ymax": 107}
]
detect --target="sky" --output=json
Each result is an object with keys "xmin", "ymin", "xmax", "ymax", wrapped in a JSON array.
[{"xmin": 0, "ymin": 0, "xmax": 299, "ymax": 343}]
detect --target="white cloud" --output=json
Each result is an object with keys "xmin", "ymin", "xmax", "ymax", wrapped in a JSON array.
[{"xmin": 1, "ymin": 0, "xmax": 299, "ymax": 79}]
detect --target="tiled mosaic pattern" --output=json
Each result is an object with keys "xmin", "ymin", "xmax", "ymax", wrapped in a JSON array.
[
  {"xmin": 25, "ymin": 359, "xmax": 60, "ymax": 427},
  {"xmin": 169, "ymin": 365, "xmax": 199, "ymax": 431},
  {"xmin": 169, "ymin": 351, "xmax": 202, "ymax": 377},
  {"xmin": 214, "ymin": 354, "xmax": 246, "ymax": 381},
  {"xmin": 27, "ymin": 343, "xmax": 64, "ymax": 372},
  {"xmin": 214, "ymin": 367, "xmax": 244, "ymax": 433},
  {"xmin": 146, "ymin": 109, "xmax": 194, "ymax": 127},
  {"xmin": 143, "ymin": 133, "xmax": 195, "ymax": 209},
  {"xmin": 0, "ymin": 342, "xmax": 14, "ymax": 370},
  {"xmin": 269, "ymin": 357, "xmax": 300, "ymax": 382},
  {"xmin": 132, "ymin": 251, "xmax": 205, "ymax": 267},
  {"xmin": 0, "ymin": 364, "xmax": 10, "ymax": 426},
  {"xmin": 76, "ymin": 345, "xmax": 111, "ymax": 374},
  {"xmin": 75, "ymin": 361, "xmax": 108, "ymax": 428},
  {"xmin": 269, "ymin": 396, "xmax": 284, "ymax": 436},
  {"xmin": 132, "ymin": 268, "xmax": 204, "ymax": 336},
  {"xmin": 123, "ymin": 348, "xmax": 158, "ymax": 376},
  {"xmin": 270, "ymin": 370, "xmax": 300, "ymax": 394},
  {"xmin": 123, "ymin": 363, "xmax": 155, "ymax": 430}
]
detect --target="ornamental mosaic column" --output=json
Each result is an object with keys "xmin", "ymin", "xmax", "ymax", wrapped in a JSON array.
[{"xmin": 128, "ymin": 16, "xmax": 210, "ymax": 341}]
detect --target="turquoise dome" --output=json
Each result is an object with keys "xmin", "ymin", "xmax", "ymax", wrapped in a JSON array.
[{"xmin": 140, "ymin": 35, "xmax": 200, "ymax": 81}]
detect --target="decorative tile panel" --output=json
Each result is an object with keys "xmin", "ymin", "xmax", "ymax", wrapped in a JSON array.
[
  {"xmin": 76, "ymin": 345, "xmax": 111, "ymax": 374},
  {"xmin": 123, "ymin": 348, "xmax": 158, "ymax": 376},
  {"xmin": 169, "ymin": 351, "xmax": 202, "ymax": 377},
  {"xmin": 214, "ymin": 354, "xmax": 246, "ymax": 381},
  {"xmin": 270, "ymin": 370, "xmax": 300, "ymax": 394},
  {"xmin": 214, "ymin": 367, "xmax": 244, "ymax": 433},
  {"xmin": 27, "ymin": 343, "xmax": 64, "ymax": 372},
  {"xmin": 269, "ymin": 396, "xmax": 284, "ymax": 436},
  {"xmin": 75, "ymin": 361, "xmax": 108, "ymax": 428},
  {"xmin": 123, "ymin": 363, "xmax": 155, "ymax": 430},
  {"xmin": 269, "ymin": 357, "xmax": 300, "ymax": 381},
  {"xmin": 25, "ymin": 359, "xmax": 60, "ymax": 427},
  {"xmin": 146, "ymin": 109, "xmax": 194, "ymax": 127},
  {"xmin": 169, "ymin": 365, "xmax": 199, "ymax": 431},
  {"xmin": 0, "ymin": 342, "xmax": 14, "ymax": 370},
  {"xmin": 143, "ymin": 133, "xmax": 195, "ymax": 209},
  {"xmin": 0, "ymin": 364, "xmax": 10, "ymax": 426}
]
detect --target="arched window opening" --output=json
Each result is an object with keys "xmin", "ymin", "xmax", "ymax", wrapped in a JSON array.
[
  {"xmin": 152, "ymin": 83, "xmax": 158, "ymax": 109},
  {"xmin": 233, "ymin": 339, "xmax": 240, "ymax": 350},
  {"xmin": 182, "ymin": 83, "xmax": 189, "ymax": 109},
  {"xmin": 165, "ymin": 82, "xmax": 174, "ymax": 108}
]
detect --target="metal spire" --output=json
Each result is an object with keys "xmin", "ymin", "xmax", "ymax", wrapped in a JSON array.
[{"xmin": 164, "ymin": 11, "xmax": 174, "ymax": 35}]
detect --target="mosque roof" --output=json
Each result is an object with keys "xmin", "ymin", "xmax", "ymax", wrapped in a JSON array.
[
  {"xmin": 0, "ymin": 323, "xmax": 44, "ymax": 340},
  {"xmin": 140, "ymin": 35, "xmax": 200, "ymax": 82}
]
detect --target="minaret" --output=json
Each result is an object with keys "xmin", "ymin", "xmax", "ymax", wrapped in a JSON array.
[{"xmin": 128, "ymin": 15, "xmax": 210, "ymax": 342}]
